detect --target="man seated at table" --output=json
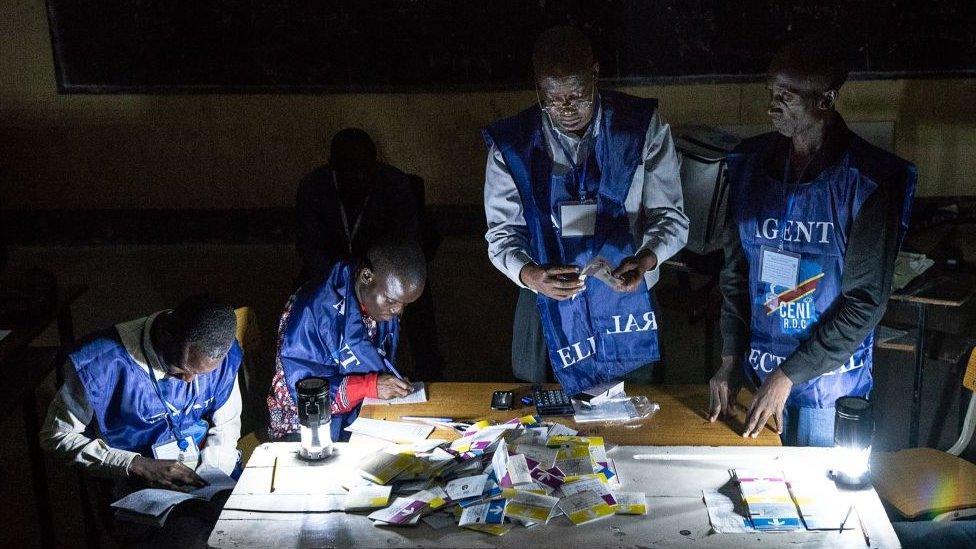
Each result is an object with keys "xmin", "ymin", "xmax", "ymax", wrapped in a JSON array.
[
  {"xmin": 267, "ymin": 239, "xmax": 425, "ymax": 442},
  {"xmin": 708, "ymin": 39, "xmax": 915, "ymax": 445},
  {"xmin": 40, "ymin": 295, "xmax": 243, "ymax": 539}
]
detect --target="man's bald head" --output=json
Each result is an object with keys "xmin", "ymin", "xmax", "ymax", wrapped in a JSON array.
[
  {"xmin": 532, "ymin": 25, "xmax": 596, "ymax": 79},
  {"xmin": 768, "ymin": 38, "xmax": 849, "ymax": 95}
]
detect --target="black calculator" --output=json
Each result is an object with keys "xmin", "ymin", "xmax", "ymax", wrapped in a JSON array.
[{"xmin": 532, "ymin": 385, "xmax": 576, "ymax": 417}]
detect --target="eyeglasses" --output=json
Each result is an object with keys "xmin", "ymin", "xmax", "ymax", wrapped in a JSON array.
[{"xmin": 537, "ymin": 77, "xmax": 596, "ymax": 115}]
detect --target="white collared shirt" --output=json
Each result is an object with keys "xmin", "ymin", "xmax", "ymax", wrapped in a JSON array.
[
  {"xmin": 484, "ymin": 96, "xmax": 689, "ymax": 288},
  {"xmin": 39, "ymin": 311, "xmax": 243, "ymax": 478}
]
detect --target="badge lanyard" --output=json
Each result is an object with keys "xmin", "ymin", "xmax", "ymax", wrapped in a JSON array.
[
  {"xmin": 332, "ymin": 172, "xmax": 371, "ymax": 254},
  {"xmin": 143, "ymin": 334, "xmax": 198, "ymax": 451},
  {"xmin": 552, "ymin": 128, "xmax": 593, "ymax": 201},
  {"xmin": 778, "ymin": 143, "xmax": 814, "ymax": 251}
]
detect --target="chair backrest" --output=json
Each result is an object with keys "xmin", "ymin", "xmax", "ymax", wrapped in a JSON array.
[
  {"xmin": 947, "ymin": 347, "xmax": 976, "ymax": 456},
  {"xmin": 234, "ymin": 307, "xmax": 263, "ymax": 436},
  {"xmin": 235, "ymin": 306, "xmax": 261, "ymax": 356}
]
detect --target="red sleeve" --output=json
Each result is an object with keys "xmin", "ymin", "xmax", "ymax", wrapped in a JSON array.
[{"xmin": 331, "ymin": 373, "xmax": 379, "ymax": 414}]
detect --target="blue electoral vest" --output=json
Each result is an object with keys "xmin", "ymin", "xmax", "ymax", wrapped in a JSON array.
[
  {"xmin": 483, "ymin": 90, "xmax": 661, "ymax": 396},
  {"xmin": 70, "ymin": 321, "xmax": 242, "ymax": 457},
  {"xmin": 278, "ymin": 260, "xmax": 400, "ymax": 441},
  {"xmin": 728, "ymin": 131, "xmax": 916, "ymax": 408}
]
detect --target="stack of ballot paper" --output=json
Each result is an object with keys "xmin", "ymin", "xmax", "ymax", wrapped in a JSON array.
[
  {"xmin": 340, "ymin": 415, "xmax": 646, "ymax": 536},
  {"xmin": 733, "ymin": 469, "xmax": 802, "ymax": 531},
  {"xmin": 111, "ymin": 466, "xmax": 236, "ymax": 527}
]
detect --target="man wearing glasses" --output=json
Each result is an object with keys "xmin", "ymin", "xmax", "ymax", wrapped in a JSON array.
[{"xmin": 483, "ymin": 26, "xmax": 688, "ymax": 395}]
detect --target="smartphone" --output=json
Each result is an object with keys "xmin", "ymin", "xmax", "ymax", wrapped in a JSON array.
[{"xmin": 490, "ymin": 390, "xmax": 514, "ymax": 410}]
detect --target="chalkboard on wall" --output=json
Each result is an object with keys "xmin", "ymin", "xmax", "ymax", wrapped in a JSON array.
[{"xmin": 45, "ymin": 0, "xmax": 976, "ymax": 93}]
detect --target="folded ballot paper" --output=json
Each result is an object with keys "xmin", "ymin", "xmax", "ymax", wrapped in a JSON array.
[
  {"xmin": 343, "ymin": 415, "xmax": 643, "ymax": 536},
  {"xmin": 111, "ymin": 466, "xmax": 236, "ymax": 527}
]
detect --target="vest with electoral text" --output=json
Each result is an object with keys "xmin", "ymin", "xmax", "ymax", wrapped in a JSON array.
[
  {"xmin": 727, "ymin": 130, "xmax": 916, "ymax": 408},
  {"xmin": 278, "ymin": 260, "xmax": 400, "ymax": 441},
  {"xmin": 483, "ymin": 90, "xmax": 661, "ymax": 396}
]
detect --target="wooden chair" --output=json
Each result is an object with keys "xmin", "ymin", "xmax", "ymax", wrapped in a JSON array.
[
  {"xmin": 872, "ymin": 347, "xmax": 976, "ymax": 521},
  {"xmin": 234, "ymin": 306, "xmax": 264, "ymax": 463}
]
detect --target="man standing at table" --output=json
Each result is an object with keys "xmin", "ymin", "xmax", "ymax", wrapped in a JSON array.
[
  {"xmin": 267, "ymin": 239, "xmax": 426, "ymax": 442},
  {"xmin": 708, "ymin": 40, "xmax": 915, "ymax": 445},
  {"xmin": 483, "ymin": 25, "xmax": 688, "ymax": 395}
]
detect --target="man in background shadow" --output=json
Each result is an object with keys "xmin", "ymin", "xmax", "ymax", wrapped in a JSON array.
[{"xmin": 295, "ymin": 128, "xmax": 444, "ymax": 380}]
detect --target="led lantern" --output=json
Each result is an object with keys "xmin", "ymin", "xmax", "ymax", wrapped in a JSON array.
[
  {"xmin": 296, "ymin": 377, "xmax": 333, "ymax": 460},
  {"xmin": 831, "ymin": 396, "xmax": 873, "ymax": 487}
]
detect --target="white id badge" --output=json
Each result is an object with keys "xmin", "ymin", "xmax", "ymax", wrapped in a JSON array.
[
  {"xmin": 152, "ymin": 436, "xmax": 200, "ymax": 469},
  {"xmin": 559, "ymin": 200, "xmax": 598, "ymax": 237},
  {"xmin": 760, "ymin": 246, "xmax": 801, "ymax": 289}
]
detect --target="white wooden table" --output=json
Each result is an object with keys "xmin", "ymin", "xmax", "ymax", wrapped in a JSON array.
[{"xmin": 208, "ymin": 442, "xmax": 900, "ymax": 548}]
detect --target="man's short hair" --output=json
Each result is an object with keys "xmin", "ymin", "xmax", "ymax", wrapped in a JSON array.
[
  {"xmin": 366, "ymin": 238, "xmax": 426, "ymax": 289},
  {"xmin": 769, "ymin": 38, "xmax": 850, "ymax": 92},
  {"xmin": 169, "ymin": 294, "xmax": 236, "ymax": 360},
  {"xmin": 532, "ymin": 25, "xmax": 594, "ymax": 78},
  {"xmin": 329, "ymin": 128, "xmax": 377, "ymax": 168}
]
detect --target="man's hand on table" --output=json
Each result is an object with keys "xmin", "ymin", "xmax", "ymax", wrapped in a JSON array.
[
  {"xmin": 708, "ymin": 355, "xmax": 743, "ymax": 422},
  {"xmin": 742, "ymin": 369, "xmax": 793, "ymax": 438},
  {"xmin": 377, "ymin": 373, "xmax": 413, "ymax": 400},
  {"xmin": 128, "ymin": 455, "xmax": 207, "ymax": 491}
]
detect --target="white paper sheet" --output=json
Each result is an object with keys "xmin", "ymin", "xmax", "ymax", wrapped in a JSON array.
[
  {"xmin": 703, "ymin": 489, "xmax": 753, "ymax": 533},
  {"xmin": 445, "ymin": 474, "xmax": 489, "ymax": 501},
  {"xmin": 361, "ymin": 382, "xmax": 427, "ymax": 406},
  {"xmin": 111, "ymin": 488, "xmax": 197, "ymax": 518},
  {"xmin": 344, "ymin": 417, "xmax": 434, "ymax": 443},
  {"xmin": 343, "ymin": 485, "xmax": 393, "ymax": 511},
  {"xmin": 192, "ymin": 465, "xmax": 237, "ymax": 500}
]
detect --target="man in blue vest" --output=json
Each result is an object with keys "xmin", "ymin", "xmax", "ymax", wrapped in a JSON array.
[
  {"xmin": 268, "ymin": 239, "xmax": 425, "ymax": 442},
  {"xmin": 484, "ymin": 26, "xmax": 689, "ymax": 396},
  {"xmin": 40, "ymin": 295, "xmax": 242, "ymax": 543},
  {"xmin": 708, "ymin": 40, "xmax": 916, "ymax": 446},
  {"xmin": 41, "ymin": 294, "xmax": 242, "ymax": 486}
]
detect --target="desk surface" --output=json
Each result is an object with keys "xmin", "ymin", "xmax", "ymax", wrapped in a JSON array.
[
  {"xmin": 889, "ymin": 271, "xmax": 976, "ymax": 307},
  {"xmin": 209, "ymin": 443, "xmax": 899, "ymax": 548},
  {"xmin": 359, "ymin": 383, "xmax": 780, "ymax": 447}
]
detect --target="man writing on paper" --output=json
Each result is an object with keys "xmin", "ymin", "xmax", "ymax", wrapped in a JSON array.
[
  {"xmin": 40, "ymin": 295, "xmax": 242, "ymax": 541},
  {"xmin": 709, "ymin": 39, "xmax": 915, "ymax": 445},
  {"xmin": 483, "ymin": 26, "xmax": 688, "ymax": 394},
  {"xmin": 295, "ymin": 127, "xmax": 445, "ymax": 381},
  {"xmin": 267, "ymin": 239, "xmax": 426, "ymax": 442}
]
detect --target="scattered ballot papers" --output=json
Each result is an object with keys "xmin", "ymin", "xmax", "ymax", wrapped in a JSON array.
[
  {"xmin": 343, "ymin": 415, "xmax": 641, "ymax": 536},
  {"xmin": 460, "ymin": 500, "xmax": 511, "ymax": 536},
  {"xmin": 504, "ymin": 491, "xmax": 560, "ymax": 524},
  {"xmin": 614, "ymin": 492, "xmax": 647, "ymax": 515},
  {"xmin": 558, "ymin": 490, "xmax": 616, "ymax": 525}
]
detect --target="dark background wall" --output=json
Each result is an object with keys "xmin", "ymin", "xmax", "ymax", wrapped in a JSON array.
[{"xmin": 46, "ymin": 0, "xmax": 976, "ymax": 92}]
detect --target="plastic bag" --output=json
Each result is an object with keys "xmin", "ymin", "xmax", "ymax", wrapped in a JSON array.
[{"xmin": 571, "ymin": 394, "xmax": 660, "ymax": 429}]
